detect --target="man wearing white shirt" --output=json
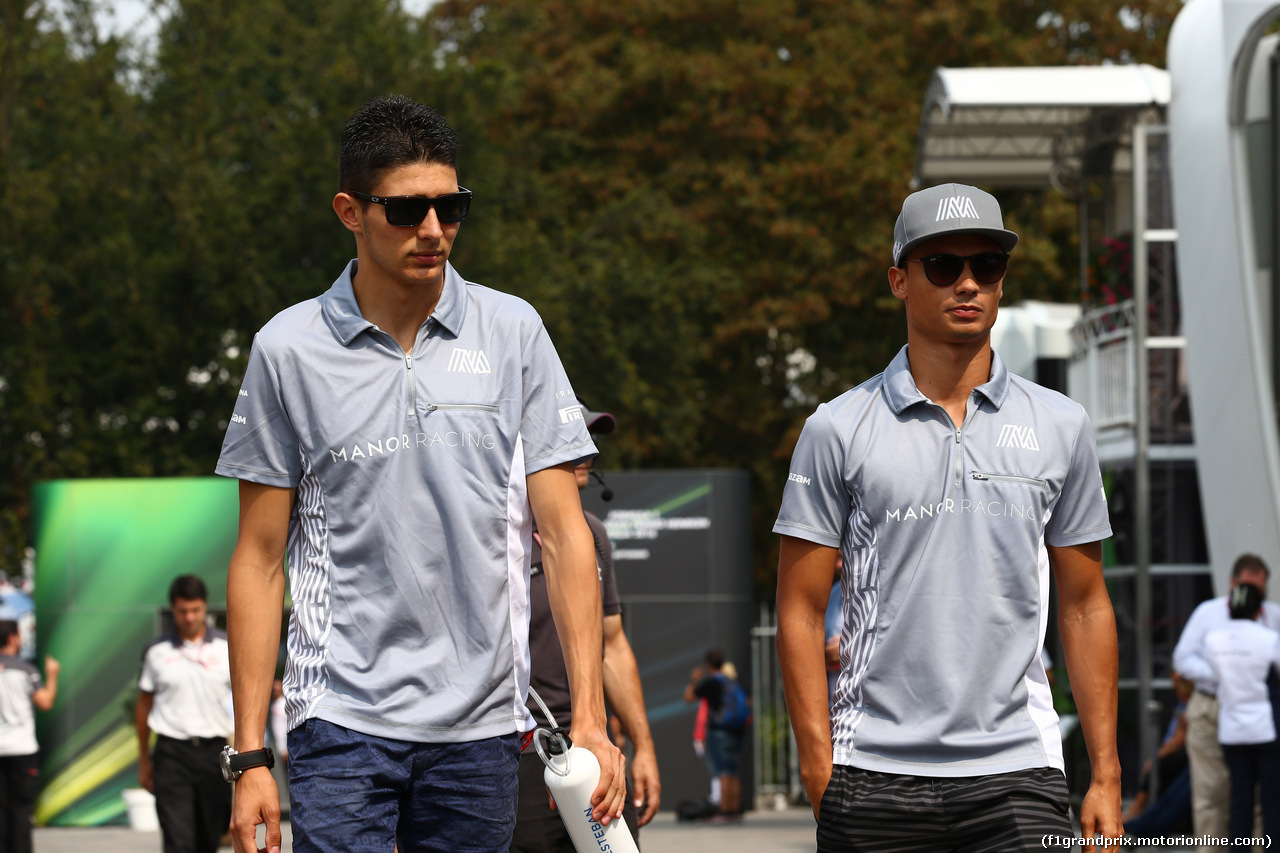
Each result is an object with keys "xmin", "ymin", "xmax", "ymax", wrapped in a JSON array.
[
  {"xmin": 1172, "ymin": 554, "xmax": 1280, "ymax": 850},
  {"xmin": 1176, "ymin": 583, "xmax": 1280, "ymax": 844},
  {"xmin": 136, "ymin": 575, "xmax": 233, "ymax": 853}
]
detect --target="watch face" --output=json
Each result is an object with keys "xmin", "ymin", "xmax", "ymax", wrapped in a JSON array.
[{"xmin": 219, "ymin": 746, "xmax": 237, "ymax": 782}]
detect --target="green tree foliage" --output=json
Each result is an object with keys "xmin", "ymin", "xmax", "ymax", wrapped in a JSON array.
[
  {"xmin": 0, "ymin": 0, "xmax": 443, "ymax": 569},
  {"xmin": 2, "ymin": 0, "xmax": 1180, "ymax": 589},
  {"xmin": 429, "ymin": 0, "xmax": 1179, "ymax": 586},
  {"xmin": 1, "ymin": 0, "xmax": 144, "ymax": 567}
]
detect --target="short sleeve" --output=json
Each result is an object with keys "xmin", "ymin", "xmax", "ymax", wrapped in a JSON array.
[
  {"xmin": 517, "ymin": 320, "xmax": 596, "ymax": 474},
  {"xmin": 1044, "ymin": 410, "xmax": 1112, "ymax": 547},
  {"xmin": 215, "ymin": 336, "xmax": 302, "ymax": 487},
  {"xmin": 138, "ymin": 648, "xmax": 156, "ymax": 694},
  {"xmin": 773, "ymin": 404, "xmax": 850, "ymax": 548}
]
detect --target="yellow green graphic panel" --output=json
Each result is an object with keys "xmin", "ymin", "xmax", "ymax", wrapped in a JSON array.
[{"xmin": 32, "ymin": 478, "xmax": 240, "ymax": 826}]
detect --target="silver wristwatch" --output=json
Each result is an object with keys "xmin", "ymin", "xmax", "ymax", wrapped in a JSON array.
[{"xmin": 219, "ymin": 745, "xmax": 275, "ymax": 782}]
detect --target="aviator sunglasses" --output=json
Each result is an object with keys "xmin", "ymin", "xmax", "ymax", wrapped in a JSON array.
[
  {"xmin": 907, "ymin": 251, "xmax": 1009, "ymax": 286},
  {"xmin": 349, "ymin": 187, "xmax": 473, "ymax": 227}
]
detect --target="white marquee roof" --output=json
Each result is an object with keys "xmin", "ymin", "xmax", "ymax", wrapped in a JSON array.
[{"xmin": 914, "ymin": 65, "xmax": 1172, "ymax": 189}]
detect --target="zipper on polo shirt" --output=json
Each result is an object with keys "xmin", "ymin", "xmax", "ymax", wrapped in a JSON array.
[
  {"xmin": 404, "ymin": 353, "xmax": 417, "ymax": 419},
  {"xmin": 971, "ymin": 472, "xmax": 1050, "ymax": 490},
  {"xmin": 954, "ymin": 426, "xmax": 963, "ymax": 487},
  {"xmin": 425, "ymin": 403, "xmax": 500, "ymax": 414}
]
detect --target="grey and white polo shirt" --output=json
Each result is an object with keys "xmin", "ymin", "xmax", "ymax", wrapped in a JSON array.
[
  {"xmin": 216, "ymin": 260, "xmax": 596, "ymax": 744},
  {"xmin": 774, "ymin": 345, "xmax": 1111, "ymax": 777},
  {"xmin": 0, "ymin": 654, "xmax": 42, "ymax": 756}
]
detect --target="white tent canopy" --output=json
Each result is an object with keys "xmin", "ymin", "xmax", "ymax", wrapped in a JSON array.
[{"xmin": 914, "ymin": 65, "xmax": 1171, "ymax": 189}]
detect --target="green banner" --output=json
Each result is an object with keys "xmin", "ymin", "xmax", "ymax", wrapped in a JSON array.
[{"xmin": 31, "ymin": 477, "xmax": 240, "ymax": 826}]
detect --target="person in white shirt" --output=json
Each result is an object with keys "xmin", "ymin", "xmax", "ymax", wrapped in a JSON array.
[
  {"xmin": 0, "ymin": 619, "xmax": 58, "ymax": 853},
  {"xmin": 136, "ymin": 575, "xmax": 233, "ymax": 853},
  {"xmin": 1173, "ymin": 553, "xmax": 1280, "ymax": 851},
  {"xmin": 1177, "ymin": 582, "xmax": 1280, "ymax": 844}
]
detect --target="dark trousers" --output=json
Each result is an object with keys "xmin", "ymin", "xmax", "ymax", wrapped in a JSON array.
[
  {"xmin": 288, "ymin": 719, "xmax": 521, "ymax": 853},
  {"xmin": 1125, "ymin": 766, "xmax": 1193, "ymax": 837},
  {"xmin": 152, "ymin": 735, "xmax": 232, "ymax": 853},
  {"xmin": 1222, "ymin": 740, "xmax": 1280, "ymax": 843},
  {"xmin": 0, "ymin": 752, "xmax": 39, "ymax": 853},
  {"xmin": 817, "ymin": 765, "xmax": 1072, "ymax": 852}
]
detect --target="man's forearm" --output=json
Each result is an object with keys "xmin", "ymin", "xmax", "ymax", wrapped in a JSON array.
[
  {"xmin": 602, "ymin": 623, "xmax": 653, "ymax": 752},
  {"xmin": 777, "ymin": 606, "xmax": 832, "ymax": 775},
  {"xmin": 776, "ymin": 537, "xmax": 840, "ymax": 801},
  {"xmin": 1060, "ymin": 595, "xmax": 1121, "ymax": 781},
  {"xmin": 544, "ymin": 526, "xmax": 607, "ymax": 731},
  {"xmin": 134, "ymin": 695, "xmax": 152, "ymax": 760},
  {"xmin": 227, "ymin": 554, "xmax": 286, "ymax": 751}
]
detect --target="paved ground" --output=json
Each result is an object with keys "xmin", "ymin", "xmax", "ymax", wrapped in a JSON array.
[
  {"xmin": 34, "ymin": 809, "xmax": 1213, "ymax": 852},
  {"xmin": 34, "ymin": 807, "xmax": 819, "ymax": 853}
]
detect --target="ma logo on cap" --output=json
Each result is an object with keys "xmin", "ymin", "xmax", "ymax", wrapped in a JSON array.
[{"xmin": 935, "ymin": 196, "xmax": 981, "ymax": 222}]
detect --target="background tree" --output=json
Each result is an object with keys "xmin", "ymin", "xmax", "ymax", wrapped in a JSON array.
[
  {"xmin": 2, "ymin": 0, "xmax": 1180, "ymax": 593},
  {"xmin": 429, "ymin": 0, "xmax": 1179, "ymax": 588}
]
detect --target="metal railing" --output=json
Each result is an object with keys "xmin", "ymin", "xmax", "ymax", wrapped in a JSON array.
[
  {"xmin": 750, "ymin": 605, "xmax": 801, "ymax": 810},
  {"xmin": 1069, "ymin": 300, "xmax": 1137, "ymax": 430}
]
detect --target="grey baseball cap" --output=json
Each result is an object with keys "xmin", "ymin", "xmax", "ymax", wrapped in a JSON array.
[
  {"xmin": 576, "ymin": 396, "xmax": 616, "ymax": 435},
  {"xmin": 892, "ymin": 183, "xmax": 1019, "ymax": 267}
]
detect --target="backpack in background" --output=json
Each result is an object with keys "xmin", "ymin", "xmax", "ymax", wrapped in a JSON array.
[{"xmin": 711, "ymin": 673, "xmax": 750, "ymax": 731}]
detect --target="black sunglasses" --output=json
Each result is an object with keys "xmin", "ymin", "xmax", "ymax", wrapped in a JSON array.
[
  {"xmin": 349, "ymin": 187, "xmax": 472, "ymax": 227},
  {"xmin": 907, "ymin": 252, "xmax": 1008, "ymax": 286}
]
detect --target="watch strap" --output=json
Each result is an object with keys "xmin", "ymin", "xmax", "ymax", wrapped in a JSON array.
[{"xmin": 229, "ymin": 747, "xmax": 275, "ymax": 775}]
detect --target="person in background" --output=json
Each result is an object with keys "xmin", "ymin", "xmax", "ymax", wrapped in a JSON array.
[
  {"xmin": 690, "ymin": 699, "xmax": 720, "ymax": 813},
  {"xmin": 823, "ymin": 560, "xmax": 843, "ymax": 706},
  {"xmin": 136, "ymin": 575, "xmax": 232, "ymax": 853},
  {"xmin": 268, "ymin": 680, "xmax": 287, "ymax": 766},
  {"xmin": 0, "ymin": 619, "xmax": 58, "ymax": 853},
  {"xmin": 1124, "ymin": 673, "xmax": 1194, "ymax": 838},
  {"xmin": 513, "ymin": 400, "xmax": 660, "ymax": 851},
  {"xmin": 1173, "ymin": 553, "xmax": 1280, "ymax": 851},
  {"xmin": 684, "ymin": 649, "xmax": 748, "ymax": 822},
  {"xmin": 1177, "ymin": 582, "xmax": 1280, "ymax": 845}
]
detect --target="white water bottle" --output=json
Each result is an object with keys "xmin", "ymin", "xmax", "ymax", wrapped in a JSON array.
[{"xmin": 542, "ymin": 745, "xmax": 639, "ymax": 853}]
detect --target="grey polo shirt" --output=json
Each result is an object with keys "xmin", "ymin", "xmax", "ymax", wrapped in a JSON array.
[
  {"xmin": 774, "ymin": 345, "xmax": 1111, "ymax": 777},
  {"xmin": 0, "ymin": 654, "xmax": 42, "ymax": 757},
  {"xmin": 216, "ymin": 260, "xmax": 596, "ymax": 743}
]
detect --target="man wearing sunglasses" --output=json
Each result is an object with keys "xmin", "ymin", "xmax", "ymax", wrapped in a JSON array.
[
  {"xmin": 216, "ymin": 95, "xmax": 623, "ymax": 853},
  {"xmin": 775, "ymin": 183, "xmax": 1121, "ymax": 851}
]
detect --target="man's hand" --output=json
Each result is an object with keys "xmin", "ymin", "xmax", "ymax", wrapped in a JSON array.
[
  {"xmin": 230, "ymin": 766, "xmax": 282, "ymax": 853},
  {"xmin": 44, "ymin": 656, "xmax": 61, "ymax": 680},
  {"xmin": 1078, "ymin": 775, "xmax": 1123, "ymax": 841},
  {"xmin": 800, "ymin": 754, "xmax": 834, "ymax": 822},
  {"xmin": 630, "ymin": 744, "xmax": 661, "ymax": 826},
  {"xmin": 138, "ymin": 756, "xmax": 154, "ymax": 793},
  {"xmin": 570, "ymin": 724, "xmax": 626, "ymax": 826}
]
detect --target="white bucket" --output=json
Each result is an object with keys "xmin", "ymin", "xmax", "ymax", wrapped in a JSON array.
[{"xmin": 121, "ymin": 787, "xmax": 159, "ymax": 831}]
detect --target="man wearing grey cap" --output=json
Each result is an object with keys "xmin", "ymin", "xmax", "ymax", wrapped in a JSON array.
[
  {"xmin": 775, "ymin": 183, "xmax": 1122, "ymax": 850},
  {"xmin": 513, "ymin": 398, "xmax": 661, "ymax": 851}
]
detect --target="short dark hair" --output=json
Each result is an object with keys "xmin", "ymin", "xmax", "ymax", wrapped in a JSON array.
[
  {"xmin": 339, "ymin": 95, "xmax": 460, "ymax": 196},
  {"xmin": 0, "ymin": 620, "xmax": 18, "ymax": 646},
  {"xmin": 704, "ymin": 648, "xmax": 725, "ymax": 670},
  {"xmin": 169, "ymin": 574, "xmax": 209, "ymax": 605},
  {"xmin": 1231, "ymin": 553, "xmax": 1270, "ymax": 581},
  {"xmin": 1229, "ymin": 582, "xmax": 1264, "ymax": 620}
]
